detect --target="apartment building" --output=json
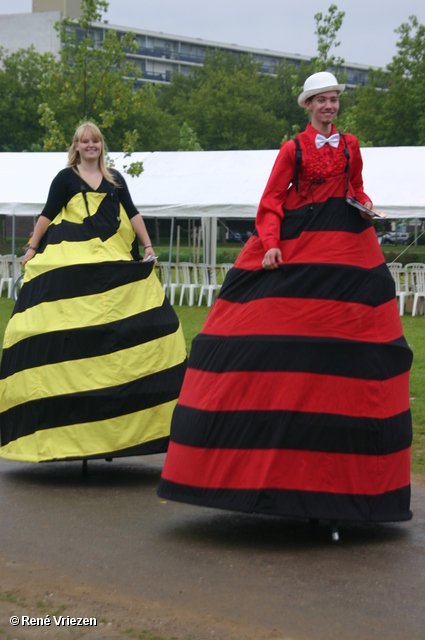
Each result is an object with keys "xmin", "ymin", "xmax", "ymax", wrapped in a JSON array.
[{"xmin": 0, "ymin": 0, "xmax": 371, "ymax": 87}]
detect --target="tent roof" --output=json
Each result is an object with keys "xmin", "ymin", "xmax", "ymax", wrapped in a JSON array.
[{"xmin": 1, "ymin": 147, "xmax": 424, "ymax": 219}]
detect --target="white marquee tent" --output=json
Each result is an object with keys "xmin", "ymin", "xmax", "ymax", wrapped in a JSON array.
[
  {"xmin": 1, "ymin": 146, "xmax": 424, "ymax": 219},
  {"xmin": 1, "ymin": 147, "xmax": 424, "ymax": 271}
]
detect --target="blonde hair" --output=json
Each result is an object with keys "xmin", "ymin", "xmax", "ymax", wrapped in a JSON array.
[{"xmin": 67, "ymin": 122, "xmax": 119, "ymax": 187}]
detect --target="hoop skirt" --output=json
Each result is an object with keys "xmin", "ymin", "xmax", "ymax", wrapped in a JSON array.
[
  {"xmin": 158, "ymin": 175, "xmax": 413, "ymax": 522},
  {"xmin": 0, "ymin": 188, "xmax": 187, "ymax": 463}
]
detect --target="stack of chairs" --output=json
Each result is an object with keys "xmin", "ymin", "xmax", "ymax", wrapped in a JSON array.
[
  {"xmin": 0, "ymin": 255, "xmax": 22, "ymax": 299},
  {"xmin": 157, "ymin": 261, "xmax": 234, "ymax": 307},
  {"xmin": 198, "ymin": 264, "xmax": 222, "ymax": 307}
]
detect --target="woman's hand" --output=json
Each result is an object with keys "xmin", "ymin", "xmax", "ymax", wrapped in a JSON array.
[
  {"xmin": 262, "ymin": 248, "xmax": 282, "ymax": 270},
  {"xmin": 142, "ymin": 245, "xmax": 157, "ymax": 263},
  {"xmin": 22, "ymin": 247, "xmax": 37, "ymax": 267},
  {"xmin": 21, "ymin": 216, "xmax": 50, "ymax": 267},
  {"xmin": 144, "ymin": 246, "xmax": 155, "ymax": 258}
]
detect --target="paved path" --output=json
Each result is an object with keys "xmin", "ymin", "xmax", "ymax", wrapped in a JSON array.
[{"xmin": 0, "ymin": 455, "xmax": 424, "ymax": 639}]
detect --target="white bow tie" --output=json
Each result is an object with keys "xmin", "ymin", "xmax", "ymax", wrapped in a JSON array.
[{"xmin": 315, "ymin": 133, "xmax": 340, "ymax": 149}]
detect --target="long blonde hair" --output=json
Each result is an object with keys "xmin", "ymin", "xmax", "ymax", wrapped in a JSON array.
[{"xmin": 67, "ymin": 122, "xmax": 119, "ymax": 187}]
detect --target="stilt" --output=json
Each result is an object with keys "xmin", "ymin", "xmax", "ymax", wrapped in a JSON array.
[{"xmin": 331, "ymin": 521, "xmax": 340, "ymax": 542}]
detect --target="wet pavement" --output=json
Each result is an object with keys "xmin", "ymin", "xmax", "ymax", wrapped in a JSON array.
[{"xmin": 0, "ymin": 454, "xmax": 424, "ymax": 639}]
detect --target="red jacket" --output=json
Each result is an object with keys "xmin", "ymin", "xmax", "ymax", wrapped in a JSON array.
[{"xmin": 256, "ymin": 123, "xmax": 372, "ymax": 252}]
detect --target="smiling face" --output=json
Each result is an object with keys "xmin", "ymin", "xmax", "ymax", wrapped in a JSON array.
[
  {"xmin": 305, "ymin": 90, "xmax": 340, "ymax": 134},
  {"xmin": 75, "ymin": 130, "xmax": 102, "ymax": 164}
]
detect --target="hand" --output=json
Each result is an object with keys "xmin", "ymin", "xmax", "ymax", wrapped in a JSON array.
[
  {"xmin": 22, "ymin": 247, "xmax": 36, "ymax": 267},
  {"xmin": 262, "ymin": 248, "xmax": 282, "ymax": 270},
  {"xmin": 360, "ymin": 201, "xmax": 374, "ymax": 220},
  {"xmin": 143, "ymin": 246, "xmax": 156, "ymax": 263}
]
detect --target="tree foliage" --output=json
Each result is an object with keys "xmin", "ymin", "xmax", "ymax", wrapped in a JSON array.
[
  {"xmin": 0, "ymin": 3, "xmax": 423, "ymax": 153},
  {"xmin": 339, "ymin": 15, "xmax": 425, "ymax": 146},
  {"xmin": 0, "ymin": 47, "xmax": 56, "ymax": 151},
  {"xmin": 38, "ymin": 0, "xmax": 141, "ymax": 150},
  {"xmin": 313, "ymin": 4, "xmax": 345, "ymax": 70},
  {"xmin": 159, "ymin": 51, "xmax": 290, "ymax": 150}
]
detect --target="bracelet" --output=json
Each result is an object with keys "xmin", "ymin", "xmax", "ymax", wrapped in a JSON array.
[
  {"xmin": 28, "ymin": 245, "xmax": 38, "ymax": 251},
  {"xmin": 144, "ymin": 245, "xmax": 153, "ymax": 249}
]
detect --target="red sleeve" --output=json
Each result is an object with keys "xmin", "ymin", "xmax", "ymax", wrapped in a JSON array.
[
  {"xmin": 346, "ymin": 135, "xmax": 372, "ymax": 206},
  {"xmin": 255, "ymin": 141, "xmax": 296, "ymax": 252}
]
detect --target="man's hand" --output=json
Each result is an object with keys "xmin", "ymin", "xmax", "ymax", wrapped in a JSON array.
[
  {"xmin": 262, "ymin": 248, "xmax": 282, "ymax": 270},
  {"xmin": 360, "ymin": 201, "xmax": 374, "ymax": 219}
]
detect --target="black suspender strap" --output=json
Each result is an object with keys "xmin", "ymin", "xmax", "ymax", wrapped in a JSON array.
[
  {"xmin": 293, "ymin": 137, "xmax": 302, "ymax": 192},
  {"xmin": 340, "ymin": 133, "xmax": 350, "ymax": 195},
  {"xmin": 80, "ymin": 184, "xmax": 91, "ymax": 217}
]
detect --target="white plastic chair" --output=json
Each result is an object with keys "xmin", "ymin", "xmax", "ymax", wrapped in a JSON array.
[
  {"xmin": 159, "ymin": 262, "xmax": 181, "ymax": 305},
  {"xmin": 0, "ymin": 255, "xmax": 18, "ymax": 299},
  {"xmin": 411, "ymin": 268, "xmax": 425, "ymax": 316},
  {"xmin": 220, "ymin": 263, "xmax": 233, "ymax": 282},
  {"xmin": 198, "ymin": 264, "xmax": 222, "ymax": 307},
  {"xmin": 179, "ymin": 262, "xmax": 201, "ymax": 306},
  {"xmin": 405, "ymin": 263, "xmax": 425, "ymax": 312},
  {"xmin": 388, "ymin": 264, "xmax": 411, "ymax": 316}
]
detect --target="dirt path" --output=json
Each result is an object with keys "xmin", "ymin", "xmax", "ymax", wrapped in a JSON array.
[{"xmin": 1, "ymin": 456, "xmax": 424, "ymax": 640}]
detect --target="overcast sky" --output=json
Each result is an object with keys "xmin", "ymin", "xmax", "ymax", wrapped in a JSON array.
[{"xmin": 1, "ymin": 0, "xmax": 425, "ymax": 68}]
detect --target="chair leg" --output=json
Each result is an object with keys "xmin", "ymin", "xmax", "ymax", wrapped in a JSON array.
[
  {"xmin": 207, "ymin": 288, "xmax": 214, "ymax": 307},
  {"xmin": 412, "ymin": 295, "xmax": 418, "ymax": 316},
  {"xmin": 400, "ymin": 294, "xmax": 405, "ymax": 316},
  {"xmin": 179, "ymin": 287, "xmax": 185, "ymax": 306}
]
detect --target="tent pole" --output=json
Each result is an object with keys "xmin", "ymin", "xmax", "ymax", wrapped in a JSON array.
[
  {"xmin": 166, "ymin": 217, "xmax": 175, "ymax": 300},
  {"xmin": 176, "ymin": 225, "xmax": 180, "ymax": 265},
  {"xmin": 11, "ymin": 214, "xmax": 16, "ymax": 299},
  {"xmin": 197, "ymin": 225, "xmax": 202, "ymax": 263}
]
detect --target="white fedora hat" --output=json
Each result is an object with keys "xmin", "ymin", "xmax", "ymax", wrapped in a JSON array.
[{"xmin": 298, "ymin": 71, "xmax": 345, "ymax": 107}]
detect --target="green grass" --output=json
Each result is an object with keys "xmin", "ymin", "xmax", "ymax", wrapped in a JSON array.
[
  {"xmin": 400, "ymin": 316, "xmax": 425, "ymax": 474},
  {"xmin": 124, "ymin": 629, "xmax": 184, "ymax": 640},
  {"xmin": 175, "ymin": 305, "xmax": 209, "ymax": 354},
  {"xmin": 380, "ymin": 244, "xmax": 425, "ymax": 266},
  {"xmin": 0, "ymin": 297, "xmax": 14, "ymax": 349},
  {"xmin": 0, "ymin": 590, "xmax": 26, "ymax": 605},
  {"xmin": 1, "ymin": 294, "xmax": 424, "ymax": 476}
]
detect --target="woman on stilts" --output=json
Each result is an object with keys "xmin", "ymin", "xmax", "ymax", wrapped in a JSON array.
[{"xmin": 0, "ymin": 121, "xmax": 187, "ymax": 463}]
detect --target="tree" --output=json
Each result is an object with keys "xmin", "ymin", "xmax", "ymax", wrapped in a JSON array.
[
  {"xmin": 292, "ymin": 5, "xmax": 346, "ymax": 130},
  {"xmin": 160, "ymin": 51, "xmax": 289, "ymax": 150},
  {"xmin": 0, "ymin": 47, "xmax": 56, "ymax": 151},
  {"xmin": 383, "ymin": 15, "xmax": 425, "ymax": 145},
  {"xmin": 313, "ymin": 4, "xmax": 345, "ymax": 71},
  {"xmin": 178, "ymin": 122, "xmax": 203, "ymax": 151},
  {"xmin": 338, "ymin": 15, "xmax": 425, "ymax": 146},
  {"xmin": 336, "ymin": 69, "xmax": 389, "ymax": 146},
  {"xmin": 35, "ymin": 0, "xmax": 178, "ymax": 162}
]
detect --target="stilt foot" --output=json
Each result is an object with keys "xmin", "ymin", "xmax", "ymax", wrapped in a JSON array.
[{"xmin": 331, "ymin": 521, "xmax": 340, "ymax": 542}]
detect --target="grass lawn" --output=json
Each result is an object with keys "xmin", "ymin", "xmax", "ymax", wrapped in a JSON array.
[{"xmin": 1, "ymin": 295, "xmax": 423, "ymax": 476}]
